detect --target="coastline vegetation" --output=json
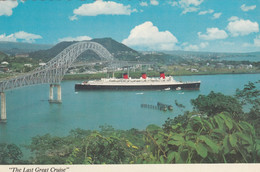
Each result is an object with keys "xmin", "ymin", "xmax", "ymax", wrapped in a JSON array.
[
  {"xmin": 63, "ymin": 69, "xmax": 260, "ymax": 81},
  {"xmin": 0, "ymin": 81, "xmax": 259, "ymax": 164}
]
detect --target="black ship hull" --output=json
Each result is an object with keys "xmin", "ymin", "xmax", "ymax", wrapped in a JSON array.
[{"xmin": 75, "ymin": 82, "xmax": 200, "ymax": 91}]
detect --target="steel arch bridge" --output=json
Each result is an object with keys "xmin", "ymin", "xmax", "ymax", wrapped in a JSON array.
[
  {"xmin": 0, "ymin": 41, "xmax": 114, "ymax": 122},
  {"xmin": 0, "ymin": 41, "xmax": 114, "ymax": 91}
]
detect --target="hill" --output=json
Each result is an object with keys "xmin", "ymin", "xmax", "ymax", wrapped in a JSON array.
[
  {"xmin": 0, "ymin": 51, "xmax": 8, "ymax": 61},
  {"xmin": 0, "ymin": 41, "xmax": 52, "ymax": 55},
  {"xmin": 29, "ymin": 38, "xmax": 139, "ymax": 62},
  {"xmin": 29, "ymin": 41, "xmax": 76, "ymax": 61},
  {"xmin": 92, "ymin": 38, "xmax": 138, "ymax": 54},
  {"xmin": 163, "ymin": 50, "xmax": 260, "ymax": 60}
]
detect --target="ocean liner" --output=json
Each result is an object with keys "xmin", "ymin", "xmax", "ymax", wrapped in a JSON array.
[{"xmin": 75, "ymin": 72, "xmax": 200, "ymax": 91}]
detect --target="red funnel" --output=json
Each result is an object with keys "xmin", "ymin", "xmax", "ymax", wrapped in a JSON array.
[
  {"xmin": 142, "ymin": 73, "xmax": 147, "ymax": 79},
  {"xmin": 123, "ymin": 73, "xmax": 128, "ymax": 79},
  {"xmin": 160, "ymin": 72, "xmax": 165, "ymax": 79}
]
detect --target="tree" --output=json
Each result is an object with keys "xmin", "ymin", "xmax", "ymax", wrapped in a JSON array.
[
  {"xmin": 0, "ymin": 143, "xmax": 23, "ymax": 164},
  {"xmin": 236, "ymin": 81, "xmax": 260, "ymax": 136},
  {"xmin": 191, "ymin": 91, "xmax": 243, "ymax": 119},
  {"xmin": 27, "ymin": 127, "xmax": 142, "ymax": 164}
]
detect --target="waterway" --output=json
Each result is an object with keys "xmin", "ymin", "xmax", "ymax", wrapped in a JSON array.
[
  {"xmin": 0, "ymin": 74, "xmax": 259, "ymax": 156},
  {"xmin": 218, "ymin": 56, "xmax": 259, "ymax": 62}
]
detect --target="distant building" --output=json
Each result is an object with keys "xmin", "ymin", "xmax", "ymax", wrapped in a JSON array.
[
  {"xmin": 216, "ymin": 63, "xmax": 225, "ymax": 68},
  {"xmin": 24, "ymin": 64, "xmax": 33, "ymax": 67},
  {"xmin": 191, "ymin": 68, "xmax": 199, "ymax": 72},
  {"xmin": 227, "ymin": 65, "xmax": 234, "ymax": 69},
  {"xmin": 0, "ymin": 67, "xmax": 9, "ymax": 72},
  {"xmin": 1, "ymin": 61, "xmax": 9, "ymax": 65},
  {"xmin": 39, "ymin": 63, "xmax": 46, "ymax": 66}
]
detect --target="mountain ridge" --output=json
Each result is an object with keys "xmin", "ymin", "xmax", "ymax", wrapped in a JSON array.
[
  {"xmin": 0, "ymin": 41, "xmax": 53, "ymax": 55},
  {"xmin": 28, "ymin": 38, "xmax": 139, "ymax": 61}
]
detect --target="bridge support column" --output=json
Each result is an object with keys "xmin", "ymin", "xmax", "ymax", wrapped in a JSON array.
[
  {"xmin": 49, "ymin": 84, "xmax": 62, "ymax": 103},
  {"xmin": 49, "ymin": 84, "xmax": 54, "ymax": 102},
  {"xmin": 57, "ymin": 84, "xmax": 62, "ymax": 103},
  {"xmin": 0, "ymin": 92, "xmax": 7, "ymax": 123}
]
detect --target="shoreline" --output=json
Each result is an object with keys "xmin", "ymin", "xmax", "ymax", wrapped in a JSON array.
[
  {"xmin": 62, "ymin": 71, "xmax": 260, "ymax": 80},
  {"xmin": 0, "ymin": 71, "xmax": 259, "ymax": 81}
]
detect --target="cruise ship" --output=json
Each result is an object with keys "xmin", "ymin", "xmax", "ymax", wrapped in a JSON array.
[{"xmin": 75, "ymin": 72, "xmax": 200, "ymax": 91}]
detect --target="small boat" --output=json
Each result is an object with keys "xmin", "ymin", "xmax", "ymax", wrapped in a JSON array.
[
  {"xmin": 176, "ymin": 87, "xmax": 181, "ymax": 91},
  {"xmin": 164, "ymin": 87, "xmax": 171, "ymax": 91}
]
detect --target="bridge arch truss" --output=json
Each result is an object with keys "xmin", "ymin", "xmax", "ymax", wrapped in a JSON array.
[{"xmin": 0, "ymin": 41, "xmax": 114, "ymax": 91}]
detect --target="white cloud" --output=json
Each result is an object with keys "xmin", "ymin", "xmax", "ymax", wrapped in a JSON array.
[
  {"xmin": 0, "ymin": 31, "xmax": 42, "ymax": 43},
  {"xmin": 132, "ymin": 9, "xmax": 138, "ymax": 13},
  {"xmin": 222, "ymin": 41, "xmax": 235, "ymax": 46},
  {"xmin": 198, "ymin": 9, "xmax": 214, "ymax": 15},
  {"xmin": 242, "ymin": 35, "xmax": 260, "ymax": 48},
  {"xmin": 122, "ymin": 21, "xmax": 178, "ymax": 51},
  {"xmin": 199, "ymin": 42, "xmax": 209, "ymax": 48},
  {"xmin": 179, "ymin": 0, "xmax": 204, "ymax": 6},
  {"xmin": 213, "ymin": 12, "xmax": 222, "ymax": 19},
  {"xmin": 0, "ymin": 0, "xmax": 18, "ymax": 16},
  {"xmin": 227, "ymin": 18, "xmax": 259, "ymax": 37},
  {"xmin": 254, "ymin": 35, "xmax": 260, "ymax": 47},
  {"xmin": 150, "ymin": 0, "xmax": 159, "ymax": 6},
  {"xmin": 58, "ymin": 36, "xmax": 92, "ymax": 42},
  {"xmin": 228, "ymin": 16, "xmax": 239, "ymax": 22},
  {"xmin": 182, "ymin": 7, "xmax": 199, "ymax": 14},
  {"xmin": 181, "ymin": 42, "xmax": 189, "ymax": 46},
  {"xmin": 184, "ymin": 44, "xmax": 199, "ymax": 51},
  {"xmin": 69, "ymin": 15, "xmax": 78, "ymax": 21},
  {"xmin": 171, "ymin": 1, "xmax": 178, "ymax": 6},
  {"xmin": 242, "ymin": 43, "xmax": 252, "ymax": 47},
  {"xmin": 183, "ymin": 42, "xmax": 208, "ymax": 51},
  {"xmin": 173, "ymin": 0, "xmax": 204, "ymax": 14},
  {"xmin": 140, "ymin": 2, "xmax": 148, "ymax": 7},
  {"xmin": 72, "ymin": 0, "xmax": 134, "ymax": 17},
  {"xmin": 241, "ymin": 4, "xmax": 256, "ymax": 12},
  {"xmin": 198, "ymin": 28, "xmax": 228, "ymax": 40},
  {"xmin": 14, "ymin": 31, "xmax": 42, "ymax": 43},
  {"xmin": 0, "ymin": 33, "xmax": 16, "ymax": 42}
]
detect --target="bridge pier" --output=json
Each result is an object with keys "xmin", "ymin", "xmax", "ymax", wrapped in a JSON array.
[
  {"xmin": 0, "ymin": 92, "xmax": 6, "ymax": 123},
  {"xmin": 49, "ymin": 84, "xmax": 62, "ymax": 103},
  {"xmin": 57, "ymin": 84, "xmax": 62, "ymax": 102},
  {"xmin": 49, "ymin": 84, "xmax": 54, "ymax": 101}
]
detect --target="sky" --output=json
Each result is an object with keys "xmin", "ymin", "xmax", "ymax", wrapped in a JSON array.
[{"xmin": 0, "ymin": 0, "xmax": 260, "ymax": 53}]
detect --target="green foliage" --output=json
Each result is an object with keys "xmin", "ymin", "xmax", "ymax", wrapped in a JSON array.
[
  {"xmin": 138, "ymin": 112, "xmax": 260, "ymax": 163},
  {"xmin": 0, "ymin": 51, "xmax": 7, "ymax": 61},
  {"xmin": 27, "ymin": 126, "xmax": 144, "ymax": 164},
  {"xmin": 236, "ymin": 81, "xmax": 260, "ymax": 136},
  {"xmin": 162, "ymin": 111, "xmax": 190, "ymax": 133},
  {"xmin": 191, "ymin": 91, "xmax": 243, "ymax": 119},
  {"xmin": 0, "ymin": 143, "xmax": 23, "ymax": 164}
]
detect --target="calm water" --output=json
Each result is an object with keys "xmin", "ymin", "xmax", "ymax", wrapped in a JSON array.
[
  {"xmin": 0, "ymin": 74, "xmax": 259, "ymax": 153},
  {"xmin": 218, "ymin": 56, "xmax": 260, "ymax": 62}
]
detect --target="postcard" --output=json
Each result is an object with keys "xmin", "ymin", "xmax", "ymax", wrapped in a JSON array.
[{"xmin": 0, "ymin": 0, "xmax": 259, "ymax": 171}]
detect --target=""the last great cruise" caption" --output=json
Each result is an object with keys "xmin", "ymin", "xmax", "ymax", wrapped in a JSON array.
[{"xmin": 9, "ymin": 167, "xmax": 70, "ymax": 172}]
